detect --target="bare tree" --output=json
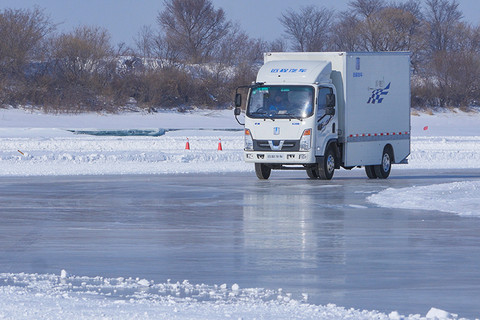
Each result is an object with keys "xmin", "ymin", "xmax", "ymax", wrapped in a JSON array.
[
  {"xmin": 348, "ymin": 0, "xmax": 384, "ymax": 18},
  {"xmin": 334, "ymin": 2, "xmax": 425, "ymax": 75},
  {"xmin": 331, "ymin": 11, "xmax": 362, "ymax": 51},
  {"xmin": 448, "ymin": 22, "xmax": 480, "ymax": 53},
  {"xmin": 52, "ymin": 26, "xmax": 113, "ymax": 82},
  {"xmin": 424, "ymin": 0, "xmax": 463, "ymax": 53},
  {"xmin": 279, "ymin": 6, "xmax": 335, "ymax": 52},
  {"xmin": 418, "ymin": 0, "xmax": 477, "ymax": 109},
  {"xmin": 391, "ymin": 0, "xmax": 423, "ymax": 20},
  {"xmin": 425, "ymin": 21, "xmax": 480, "ymax": 108},
  {"xmin": 337, "ymin": 0, "xmax": 424, "ymax": 53},
  {"xmin": 135, "ymin": 25, "xmax": 155, "ymax": 59},
  {"xmin": 359, "ymin": 7, "xmax": 424, "ymax": 52},
  {"xmin": 49, "ymin": 26, "xmax": 114, "ymax": 110},
  {"xmin": 213, "ymin": 24, "xmax": 265, "ymax": 65},
  {"xmin": 157, "ymin": 0, "xmax": 231, "ymax": 63},
  {"xmin": 428, "ymin": 50, "xmax": 480, "ymax": 108},
  {"xmin": 133, "ymin": 25, "xmax": 172, "ymax": 68},
  {"xmin": 0, "ymin": 7, "xmax": 54, "ymax": 76},
  {"xmin": 268, "ymin": 38, "xmax": 289, "ymax": 52}
]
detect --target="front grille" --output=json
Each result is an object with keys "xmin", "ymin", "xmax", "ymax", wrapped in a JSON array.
[{"xmin": 253, "ymin": 140, "xmax": 299, "ymax": 151}]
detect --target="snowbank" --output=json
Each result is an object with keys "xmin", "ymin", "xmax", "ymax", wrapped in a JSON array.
[
  {"xmin": 368, "ymin": 181, "xmax": 480, "ymax": 217},
  {"xmin": 1, "ymin": 108, "xmax": 480, "ymax": 177},
  {"xmin": 0, "ymin": 272, "xmax": 463, "ymax": 320},
  {"xmin": 1, "ymin": 134, "xmax": 480, "ymax": 176},
  {"xmin": 0, "ymin": 134, "xmax": 250, "ymax": 176},
  {"xmin": 408, "ymin": 136, "xmax": 480, "ymax": 169}
]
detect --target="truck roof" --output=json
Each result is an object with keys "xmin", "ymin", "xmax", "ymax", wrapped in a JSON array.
[{"xmin": 264, "ymin": 52, "xmax": 410, "ymax": 61}]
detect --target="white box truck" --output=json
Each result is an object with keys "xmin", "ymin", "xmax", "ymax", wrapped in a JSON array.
[{"xmin": 234, "ymin": 52, "xmax": 410, "ymax": 180}]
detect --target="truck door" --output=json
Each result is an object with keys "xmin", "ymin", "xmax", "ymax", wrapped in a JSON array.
[{"xmin": 315, "ymin": 86, "xmax": 337, "ymax": 156}]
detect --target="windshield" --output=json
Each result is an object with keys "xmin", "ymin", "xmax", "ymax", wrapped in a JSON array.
[{"xmin": 247, "ymin": 86, "xmax": 314, "ymax": 119}]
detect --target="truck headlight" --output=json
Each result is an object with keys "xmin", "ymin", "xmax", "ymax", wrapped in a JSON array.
[
  {"xmin": 245, "ymin": 129, "xmax": 254, "ymax": 150},
  {"xmin": 299, "ymin": 128, "xmax": 312, "ymax": 151}
]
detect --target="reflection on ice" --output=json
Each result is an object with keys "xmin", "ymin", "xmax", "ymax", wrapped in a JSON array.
[
  {"xmin": 242, "ymin": 184, "xmax": 348, "ymax": 298},
  {"xmin": 243, "ymin": 185, "xmax": 347, "ymax": 263}
]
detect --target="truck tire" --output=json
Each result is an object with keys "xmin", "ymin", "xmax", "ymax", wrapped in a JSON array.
[
  {"xmin": 306, "ymin": 166, "xmax": 319, "ymax": 179},
  {"xmin": 374, "ymin": 148, "xmax": 392, "ymax": 179},
  {"xmin": 318, "ymin": 148, "xmax": 335, "ymax": 180},
  {"xmin": 365, "ymin": 165, "xmax": 377, "ymax": 179},
  {"xmin": 255, "ymin": 163, "xmax": 271, "ymax": 180}
]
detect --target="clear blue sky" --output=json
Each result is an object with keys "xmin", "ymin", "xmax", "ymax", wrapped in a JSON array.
[{"xmin": 1, "ymin": 0, "xmax": 479, "ymax": 47}]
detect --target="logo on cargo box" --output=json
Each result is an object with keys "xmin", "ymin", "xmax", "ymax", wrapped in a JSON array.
[
  {"xmin": 274, "ymin": 127, "xmax": 280, "ymax": 135},
  {"xmin": 367, "ymin": 82, "xmax": 391, "ymax": 104}
]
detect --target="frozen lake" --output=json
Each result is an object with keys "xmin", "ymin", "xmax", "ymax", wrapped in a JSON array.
[{"xmin": 1, "ymin": 170, "xmax": 480, "ymax": 318}]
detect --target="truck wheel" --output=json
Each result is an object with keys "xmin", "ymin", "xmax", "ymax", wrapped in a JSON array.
[
  {"xmin": 365, "ymin": 165, "xmax": 377, "ymax": 179},
  {"xmin": 306, "ymin": 166, "xmax": 319, "ymax": 179},
  {"xmin": 374, "ymin": 149, "xmax": 392, "ymax": 179},
  {"xmin": 318, "ymin": 148, "xmax": 335, "ymax": 180},
  {"xmin": 255, "ymin": 163, "xmax": 271, "ymax": 180}
]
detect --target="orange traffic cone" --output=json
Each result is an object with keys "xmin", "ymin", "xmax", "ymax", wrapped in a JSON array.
[
  {"xmin": 217, "ymin": 138, "xmax": 223, "ymax": 151},
  {"xmin": 185, "ymin": 138, "xmax": 190, "ymax": 150}
]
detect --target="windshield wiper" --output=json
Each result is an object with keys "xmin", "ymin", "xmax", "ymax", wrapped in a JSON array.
[
  {"xmin": 250, "ymin": 110, "xmax": 276, "ymax": 121},
  {"xmin": 283, "ymin": 112, "xmax": 303, "ymax": 121}
]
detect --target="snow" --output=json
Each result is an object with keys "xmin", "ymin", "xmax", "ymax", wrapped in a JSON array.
[
  {"xmin": 0, "ymin": 107, "xmax": 239, "ymax": 130},
  {"xmin": 426, "ymin": 308, "xmax": 455, "ymax": 320},
  {"xmin": 0, "ymin": 108, "xmax": 249, "ymax": 176},
  {"xmin": 0, "ymin": 272, "xmax": 465, "ymax": 320},
  {"xmin": 1, "ymin": 108, "xmax": 480, "ymax": 177},
  {"xmin": 1, "ymin": 107, "xmax": 480, "ymax": 319},
  {"xmin": 367, "ymin": 181, "xmax": 480, "ymax": 217}
]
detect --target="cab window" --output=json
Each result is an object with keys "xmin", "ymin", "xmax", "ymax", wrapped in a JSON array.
[{"xmin": 318, "ymin": 87, "xmax": 333, "ymax": 114}]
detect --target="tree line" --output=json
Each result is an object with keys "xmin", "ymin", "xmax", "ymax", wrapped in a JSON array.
[{"xmin": 0, "ymin": 0, "xmax": 478, "ymax": 113}]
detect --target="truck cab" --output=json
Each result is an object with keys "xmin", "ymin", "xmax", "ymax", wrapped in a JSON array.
[{"xmin": 240, "ymin": 82, "xmax": 338, "ymax": 179}]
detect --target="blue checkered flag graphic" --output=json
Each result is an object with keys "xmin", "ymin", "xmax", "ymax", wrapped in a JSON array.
[{"xmin": 367, "ymin": 82, "xmax": 391, "ymax": 104}]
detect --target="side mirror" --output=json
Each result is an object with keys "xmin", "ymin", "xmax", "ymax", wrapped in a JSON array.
[
  {"xmin": 325, "ymin": 106, "xmax": 335, "ymax": 116},
  {"xmin": 235, "ymin": 93, "xmax": 242, "ymax": 107},
  {"xmin": 326, "ymin": 93, "xmax": 336, "ymax": 108},
  {"xmin": 234, "ymin": 107, "xmax": 241, "ymax": 116}
]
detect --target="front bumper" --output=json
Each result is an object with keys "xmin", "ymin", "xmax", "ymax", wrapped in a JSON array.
[{"xmin": 244, "ymin": 151, "xmax": 315, "ymax": 164}]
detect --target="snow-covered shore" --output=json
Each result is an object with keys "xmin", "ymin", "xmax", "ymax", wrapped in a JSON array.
[{"xmin": 1, "ymin": 108, "xmax": 480, "ymax": 177}]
